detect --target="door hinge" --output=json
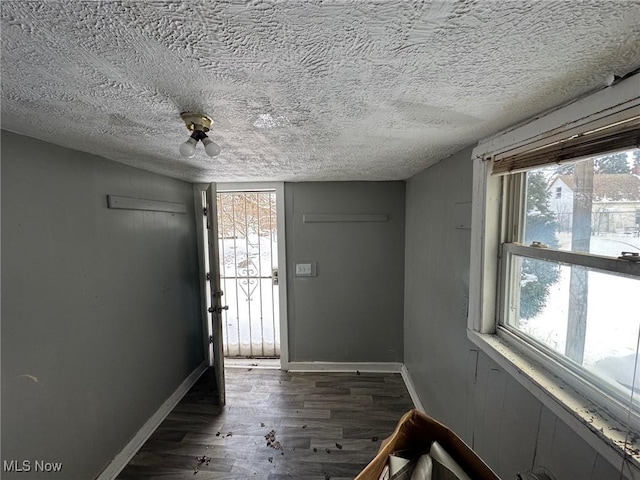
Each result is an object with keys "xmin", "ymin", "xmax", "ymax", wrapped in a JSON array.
[
  {"xmin": 203, "ymin": 207, "xmax": 207, "ymax": 217},
  {"xmin": 206, "ymin": 272, "xmax": 210, "ymax": 281},
  {"xmin": 209, "ymin": 335, "xmax": 214, "ymax": 343}
]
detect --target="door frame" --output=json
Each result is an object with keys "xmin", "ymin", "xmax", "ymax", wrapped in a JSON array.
[{"xmin": 194, "ymin": 182, "xmax": 289, "ymax": 370}]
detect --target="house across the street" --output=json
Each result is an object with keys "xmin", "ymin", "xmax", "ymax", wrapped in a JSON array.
[{"xmin": 549, "ymin": 173, "xmax": 640, "ymax": 235}]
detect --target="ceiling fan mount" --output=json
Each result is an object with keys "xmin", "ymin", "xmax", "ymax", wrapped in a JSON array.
[
  {"xmin": 180, "ymin": 112, "xmax": 212, "ymax": 133},
  {"xmin": 178, "ymin": 112, "xmax": 220, "ymax": 158}
]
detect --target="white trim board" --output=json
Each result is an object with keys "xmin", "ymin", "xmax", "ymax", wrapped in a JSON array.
[
  {"xmin": 96, "ymin": 362, "xmax": 208, "ymax": 480},
  {"xmin": 287, "ymin": 362, "xmax": 404, "ymax": 373},
  {"xmin": 400, "ymin": 364, "xmax": 426, "ymax": 413},
  {"xmin": 225, "ymin": 358, "xmax": 280, "ymax": 370},
  {"xmin": 107, "ymin": 195, "xmax": 186, "ymax": 214},
  {"xmin": 302, "ymin": 214, "xmax": 388, "ymax": 223}
]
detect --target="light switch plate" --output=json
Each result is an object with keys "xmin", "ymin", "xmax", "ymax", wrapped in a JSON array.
[{"xmin": 295, "ymin": 262, "xmax": 316, "ymax": 277}]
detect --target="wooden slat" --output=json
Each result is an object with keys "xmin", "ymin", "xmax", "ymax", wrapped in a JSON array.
[
  {"xmin": 303, "ymin": 214, "xmax": 388, "ymax": 223},
  {"xmin": 107, "ymin": 195, "xmax": 187, "ymax": 213}
]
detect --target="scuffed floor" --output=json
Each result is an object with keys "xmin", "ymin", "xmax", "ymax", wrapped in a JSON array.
[{"xmin": 116, "ymin": 367, "xmax": 414, "ymax": 479}]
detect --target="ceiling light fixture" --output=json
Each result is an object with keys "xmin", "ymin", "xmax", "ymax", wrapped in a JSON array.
[{"xmin": 179, "ymin": 112, "xmax": 221, "ymax": 158}]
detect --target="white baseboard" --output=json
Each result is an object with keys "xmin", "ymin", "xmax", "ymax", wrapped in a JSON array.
[
  {"xmin": 287, "ymin": 361, "xmax": 404, "ymax": 373},
  {"xmin": 224, "ymin": 358, "xmax": 280, "ymax": 370},
  {"xmin": 96, "ymin": 362, "xmax": 208, "ymax": 480},
  {"xmin": 400, "ymin": 364, "xmax": 426, "ymax": 413}
]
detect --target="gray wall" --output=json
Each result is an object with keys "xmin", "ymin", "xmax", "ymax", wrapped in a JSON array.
[
  {"xmin": 403, "ymin": 147, "xmax": 622, "ymax": 479},
  {"xmin": 285, "ymin": 182, "xmax": 405, "ymax": 363},
  {"xmin": 1, "ymin": 131, "xmax": 204, "ymax": 479}
]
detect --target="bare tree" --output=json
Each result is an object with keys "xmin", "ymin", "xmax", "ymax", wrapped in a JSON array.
[{"xmin": 217, "ymin": 192, "xmax": 276, "ymax": 239}]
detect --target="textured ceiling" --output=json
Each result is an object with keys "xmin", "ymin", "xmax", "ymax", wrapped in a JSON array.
[{"xmin": 2, "ymin": 1, "xmax": 640, "ymax": 183}]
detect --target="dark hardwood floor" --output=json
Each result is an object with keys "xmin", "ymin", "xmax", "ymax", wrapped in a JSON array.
[{"xmin": 116, "ymin": 367, "xmax": 414, "ymax": 479}]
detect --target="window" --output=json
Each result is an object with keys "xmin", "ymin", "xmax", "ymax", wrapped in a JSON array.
[
  {"xmin": 500, "ymin": 151, "xmax": 640, "ymax": 421},
  {"xmin": 468, "ymin": 76, "xmax": 640, "ymax": 469}
]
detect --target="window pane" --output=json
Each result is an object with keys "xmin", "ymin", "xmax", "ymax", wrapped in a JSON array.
[
  {"xmin": 524, "ymin": 148, "xmax": 640, "ymax": 257},
  {"xmin": 506, "ymin": 254, "xmax": 640, "ymax": 399}
]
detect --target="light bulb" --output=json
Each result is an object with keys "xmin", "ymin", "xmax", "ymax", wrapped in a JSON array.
[
  {"xmin": 179, "ymin": 137, "xmax": 197, "ymax": 158},
  {"xmin": 202, "ymin": 137, "xmax": 221, "ymax": 157}
]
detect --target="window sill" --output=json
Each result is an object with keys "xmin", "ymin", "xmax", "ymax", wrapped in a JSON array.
[{"xmin": 467, "ymin": 329, "xmax": 639, "ymax": 475}]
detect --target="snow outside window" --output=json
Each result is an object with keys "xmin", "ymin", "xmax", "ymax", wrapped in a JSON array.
[
  {"xmin": 499, "ymin": 148, "xmax": 640, "ymax": 426},
  {"xmin": 468, "ymin": 77, "xmax": 640, "ymax": 471}
]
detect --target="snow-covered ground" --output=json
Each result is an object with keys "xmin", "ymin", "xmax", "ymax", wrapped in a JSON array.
[
  {"xmin": 218, "ymin": 235, "xmax": 280, "ymax": 357},
  {"xmin": 518, "ymin": 233, "xmax": 640, "ymax": 391},
  {"xmin": 555, "ymin": 232, "xmax": 640, "ymax": 257}
]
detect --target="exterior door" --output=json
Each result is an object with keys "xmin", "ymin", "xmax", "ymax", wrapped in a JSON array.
[
  {"xmin": 205, "ymin": 183, "xmax": 226, "ymax": 405},
  {"xmin": 217, "ymin": 190, "xmax": 280, "ymax": 358}
]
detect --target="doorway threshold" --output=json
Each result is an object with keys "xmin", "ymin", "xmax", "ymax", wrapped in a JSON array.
[{"xmin": 224, "ymin": 358, "xmax": 280, "ymax": 369}]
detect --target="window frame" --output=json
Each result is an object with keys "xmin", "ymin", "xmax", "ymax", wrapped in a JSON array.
[
  {"xmin": 499, "ymin": 242, "xmax": 640, "ymax": 428},
  {"xmin": 468, "ymin": 73, "xmax": 640, "ymax": 473}
]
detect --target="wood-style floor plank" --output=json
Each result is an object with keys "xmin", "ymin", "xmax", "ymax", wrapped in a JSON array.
[{"xmin": 116, "ymin": 367, "xmax": 413, "ymax": 479}]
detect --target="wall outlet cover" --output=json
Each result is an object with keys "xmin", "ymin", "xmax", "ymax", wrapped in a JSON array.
[{"xmin": 295, "ymin": 262, "xmax": 316, "ymax": 277}]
